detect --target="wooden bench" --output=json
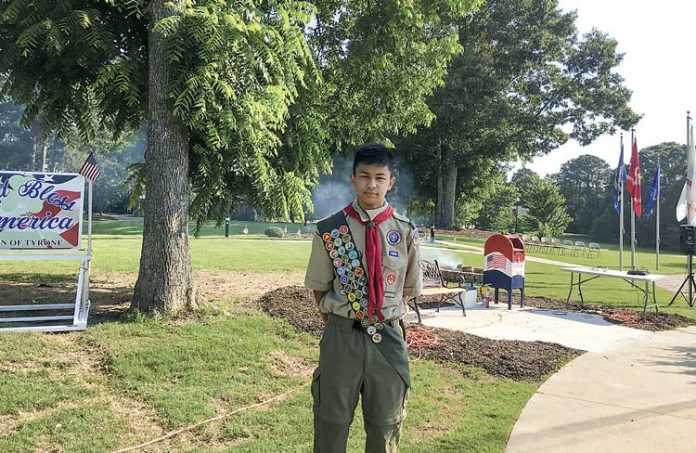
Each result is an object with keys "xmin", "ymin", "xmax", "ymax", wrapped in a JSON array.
[{"xmin": 408, "ymin": 259, "xmax": 468, "ymax": 323}]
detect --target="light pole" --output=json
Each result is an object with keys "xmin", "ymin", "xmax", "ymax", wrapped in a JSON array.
[{"xmin": 514, "ymin": 198, "xmax": 520, "ymax": 233}]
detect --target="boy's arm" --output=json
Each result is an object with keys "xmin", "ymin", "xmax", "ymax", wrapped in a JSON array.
[
  {"xmin": 305, "ymin": 232, "xmax": 335, "ymax": 321},
  {"xmin": 402, "ymin": 228, "xmax": 423, "ymax": 299},
  {"xmin": 313, "ymin": 291, "xmax": 329, "ymax": 322}
]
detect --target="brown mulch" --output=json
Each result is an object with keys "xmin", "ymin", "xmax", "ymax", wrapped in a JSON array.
[
  {"xmin": 257, "ymin": 286, "xmax": 582, "ymax": 380},
  {"xmin": 521, "ymin": 295, "xmax": 695, "ymax": 332}
]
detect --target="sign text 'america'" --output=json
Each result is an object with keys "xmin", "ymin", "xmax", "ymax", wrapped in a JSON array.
[{"xmin": 0, "ymin": 172, "xmax": 84, "ymax": 250}]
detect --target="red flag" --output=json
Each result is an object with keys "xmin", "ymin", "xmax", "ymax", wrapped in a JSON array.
[{"xmin": 626, "ymin": 135, "xmax": 642, "ymax": 218}]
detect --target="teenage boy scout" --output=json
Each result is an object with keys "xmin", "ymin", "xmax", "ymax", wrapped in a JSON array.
[{"xmin": 305, "ymin": 144, "xmax": 422, "ymax": 453}]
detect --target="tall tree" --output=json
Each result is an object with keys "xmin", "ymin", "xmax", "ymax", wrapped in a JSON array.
[
  {"xmin": 1, "ymin": 0, "xmax": 478, "ymax": 313},
  {"xmin": 520, "ymin": 178, "xmax": 571, "ymax": 237},
  {"xmin": 556, "ymin": 154, "xmax": 612, "ymax": 233},
  {"xmin": 401, "ymin": 0, "xmax": 640, "ymax": 228}
]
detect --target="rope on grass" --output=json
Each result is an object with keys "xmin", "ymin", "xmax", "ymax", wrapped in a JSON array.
[
  {"xmin": 112, "ymin": 385, "xmax": 305, "ymax": 453},
  {"xmin": 406, "ymin": 327, "xmax": 442, "ymax": 350}
]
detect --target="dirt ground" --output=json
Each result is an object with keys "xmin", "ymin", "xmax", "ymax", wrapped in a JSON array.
[
  {"xmin": 0, "ymin": 270, "xmax": 305, "ymax": 322},
  {"xmin": 257, "ymin": 286, "xmax": 582, "ymax": 380}
]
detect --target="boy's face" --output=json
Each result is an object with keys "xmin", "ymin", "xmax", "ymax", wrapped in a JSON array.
[{"xmin": 350, "ymin": 162, "xmax": 395, "ymax": 210}]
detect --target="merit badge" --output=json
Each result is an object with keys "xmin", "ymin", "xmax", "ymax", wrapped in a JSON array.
[
  {"xmin": 354, "ymin": 289, "xmax": 363, "ymax": 299},
  {"xmin": 367, "ymin": 326, "xmax": 377, "ymax": 335},
  {"xmin": 386, "ymin": 230, "xmax": 401, "ymax": 245},
  {"xmin": 351, "ymin": 281, "xmax": 359, "ymax": 290},
  {"xmin": 388, "ymin": 250, "xmax": 399, "ymax": 257},
  {"xmin": 371, "ymin": 333, "xmax": 382, "ymax": 344},
  {"xmin": 339, "ymin": 225, "xmax": 349, "ymax": 235},
  {"xmin": 361, "ymin": 318, "xmax": 370, "ymax": 328},
  {"xmin": 354, "ymin": 267, "xmax": 364, "ymax": 277},
  {"xmin": 348, "ymin": 250, "xmax": 358, "ymax": 260},
  {"xmin": 345, "ymin": 242, "xmax": 355, "ymax": 251},
  {"xmin": 325, "ymin": 241, "xmax": 335, "ymax": 251},
  {"xmin": 358, "ymin": 276, "xmax": 367, "ymax": 285},
  {"xmin": 329, "ymin": 249, "xmax": 339, "ymax": 259},
  {"xmin": 386, "ymin": 272, "xmax": 397, "ymax": 286},
  {"xmin": 322, "ymin": 232, "xmax": 332, "ymax": 242},
  {"xmin": 375, "ymin": 322, "xmax": 384, "ymax": 331},
  {"xmin": 331, "ymin": 229, "xmax": 340, "ymax": 238},
  {"xmin": 342, "ymin": 234, "xmax": 351, "ymax": 243},
  {"xmin": 338, "ymin": 246, "xmax": 346, "ymax": 255},
  {"xmin": 360, "ymin": 298, "xmax": 368, "ymax": 308},
  {"xmin": 352, "ymin": 302, "xmax": 361, "ymax": 311},
  {"xmin": 334, "ymin": 238, "xmax": 343, "ymax": 247},
  {"xmin": 337, "ymin": 267, "xmax": 346, "ymax": 276},
  {"xmin": 351, "ymin": 259, "xmax": 361, "ymax": 268},
  {"xmin": 356, "ymin": 310, "xmax": 364, "ymax": 320},
  {"xmin": 333, "ymin": 258, "xmax": 343, "ymax": 268},
  {"xmin": 348, "ymin": 292, "xmax": 356, "ymax": 302},
  {"xmin": 340, "ymin": 275, "xmax": 348, "ymax": 284}
]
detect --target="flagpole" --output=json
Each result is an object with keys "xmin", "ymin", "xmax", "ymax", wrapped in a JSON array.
[
  {"xmin": 631, "ymin": 128, "xmax": 636, "ymax": 270},
  {"xmin": 619, "ymin": 133, "xmax": 624, "ymax": 271},
  {"xmin": 656, "ymin": 155, "xmax": 660, "ymax": 270}
]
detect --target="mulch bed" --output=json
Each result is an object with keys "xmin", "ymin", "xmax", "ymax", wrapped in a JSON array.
[
  {"xmin": 520, "ymin": 295, "xmax": 694, "ymax": 331},
  {"xmin": 257, "ymin": 286, "xmax": 582, "ymax": 380}
]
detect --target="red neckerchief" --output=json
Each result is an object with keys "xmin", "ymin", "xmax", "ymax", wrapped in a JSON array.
[{"xmin": 344, "ymin": 202, "xmax": 394, "ymax": 322}]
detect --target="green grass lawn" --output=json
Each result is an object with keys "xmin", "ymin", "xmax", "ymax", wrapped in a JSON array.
[
  {"xmin": 0, "ymin": 304, "xmax": 537, "ymax": 452},
  {"xmin": 0, "ymin": 220, "xmax": 693, "ymax": 451}
]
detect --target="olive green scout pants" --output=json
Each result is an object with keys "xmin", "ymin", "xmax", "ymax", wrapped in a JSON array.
[{"xmin": 312, "ymin": 314, "xmax": 409, "ymax": 453}]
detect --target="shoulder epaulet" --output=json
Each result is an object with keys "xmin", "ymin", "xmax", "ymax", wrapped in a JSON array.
[{"xmin": 392, "ymin": 211, "xmax": 416, "ymax": 230}]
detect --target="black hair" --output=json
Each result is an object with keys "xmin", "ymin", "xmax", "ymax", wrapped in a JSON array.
[{"xmin": 352, "ymin": 143, "xmax": 394, "ymax": 175}]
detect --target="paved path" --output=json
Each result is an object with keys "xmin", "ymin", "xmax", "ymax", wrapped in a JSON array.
[
  {"xmin": 403, "ymin": 304, "xmax": 652, "ymax": 353},
  {"xmin": 506, "ymin": 326, "xmax": 696, "ymax": 453},
  {"xmin": 431, "ymin": 240, "xmax": 574, "ymax": 267}
]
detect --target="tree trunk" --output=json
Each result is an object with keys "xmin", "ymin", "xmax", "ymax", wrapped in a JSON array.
[
  {"xmin": 40, "ymin": 142, "xmax": 48, "ymax": 172},
  {"xmin": 435, "ymin": 145, "xmax": 458, "ymax": 228},
  {"xmin": 131, "ymin": 0, "xmax": 197, "ymax": 314}
]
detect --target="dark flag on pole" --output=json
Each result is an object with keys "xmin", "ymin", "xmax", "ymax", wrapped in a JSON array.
[
  {"xmin": 613, "ymin": 141, "xmax": 626, "ymax": 214},
  {"xmin": 645, "ymin": 165, "xmax": 660, "ymax": 219},
  {"xmin": 78, "ymin": 153, "xmax": 101, "ymax": 182}
]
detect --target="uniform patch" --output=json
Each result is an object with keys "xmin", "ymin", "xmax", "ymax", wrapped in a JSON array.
[
  {"xmin": 345, "ymin": 242, "xmax": 355, "ymax": 251},
  {"xmin": 386, "ymin": 230, "xmax": 401, "ymax": 245},
  {"xmin": 339, "ymin": 225, "xmax": 349, "ymax": 235},
  {"xmin": 322, "ymin": 232, "xmax": 331, "ymax": 242},
  {"xmin": 333, "ymin": 258, "xmax": 343, "ymax": 268},
  {"xmin": 384, "ymin": 290, "xmax": 396, "ymax": 298},
  {"xmin": 354, "ymin": 267, "xmax": 365, "ymax": 277},
  {"xmin": 331, "ymin": 229, "xmax": 340, "ymax": 239},
  {"xmin": 388, "ymin": 250, "xmax": 399, "ymax": 257},
  {"xmin": 325, "ymin": 241, "xmax": 335, "ymax": 251},
  {"xmin": 386, "ymin": 272, "xmax": 397, "ymax": 286}
]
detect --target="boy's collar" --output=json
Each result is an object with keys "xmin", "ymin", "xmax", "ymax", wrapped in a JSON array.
[{"xmin": 351, "ymin": 199, "xmax": 390, "ymax": 222}]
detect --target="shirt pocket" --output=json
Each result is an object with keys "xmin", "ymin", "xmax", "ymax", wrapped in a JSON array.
[{"xmin": 382, "ymin": 256, "xmax": 408, "ymax": 307}]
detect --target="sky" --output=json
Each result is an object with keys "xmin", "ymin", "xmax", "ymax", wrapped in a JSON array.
[{"xmin": 521, "ymin": 0, "xmax": 696, "ymax": 176}]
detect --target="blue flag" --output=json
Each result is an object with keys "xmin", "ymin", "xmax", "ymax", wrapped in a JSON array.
[
  {"xmin": 645, "ymin": 165, "xmax": 660, "ymax": 219},
  {"xmin": 613, "ymin": 143, "xmax": 626, "ymax": 214}
]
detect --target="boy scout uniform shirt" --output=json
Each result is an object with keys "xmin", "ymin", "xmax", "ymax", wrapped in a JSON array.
[{"xmin": 305, "ymin": 200, "xmax": 422, "ymax": 320}]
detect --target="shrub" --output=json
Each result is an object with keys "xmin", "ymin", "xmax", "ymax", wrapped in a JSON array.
[{"xmin": 265, "ymin": 227, "xmax": 284, "ymax": 238}]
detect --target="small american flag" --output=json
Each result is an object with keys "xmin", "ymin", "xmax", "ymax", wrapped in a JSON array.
[
  {"xmin": 486, "ymin": 254, "xmax": 507, "ymax": 270},
  {"xmin": 78, "ymin": 153, "xmax": 101, "ymax": 182}
]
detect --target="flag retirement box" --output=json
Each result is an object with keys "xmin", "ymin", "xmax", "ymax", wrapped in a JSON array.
[
  {"xmin": 483, "ymin": 234, "xmax": 526, "ymax": 309},
  {"xmin": 0, "ymin": 172, "xmax": 84, "ymax": 250}
]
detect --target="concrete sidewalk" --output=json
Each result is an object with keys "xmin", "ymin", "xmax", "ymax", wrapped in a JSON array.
[
  {"xmin": 506, "ymin": 326, "xmax": 696, "ymax": 453},
  {"xmin": 403, "ymin": 304, "xmax": 652, "ymax": 353}
]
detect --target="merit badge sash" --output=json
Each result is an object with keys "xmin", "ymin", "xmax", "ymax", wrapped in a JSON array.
[{"xmin": 317, "ymin": 210, "xmax": 410, "ymax": 386}]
